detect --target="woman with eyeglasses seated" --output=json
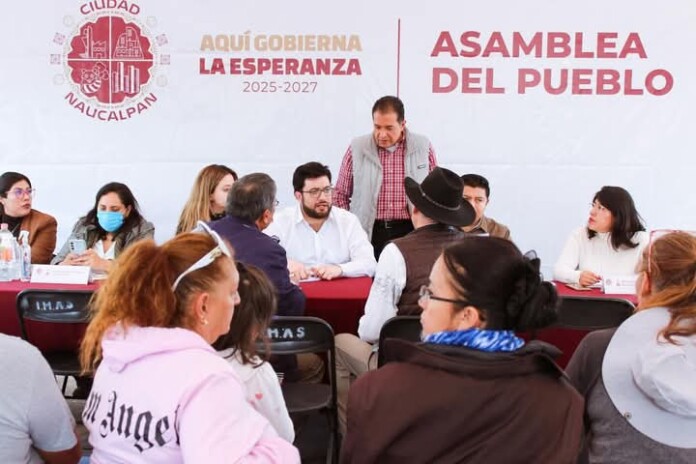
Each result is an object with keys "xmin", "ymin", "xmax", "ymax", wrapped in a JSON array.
[
  {"xmin": 51, "ymin": 182, "xmax": 154, "ymax": 272},
  {"xmin": 0, "ymin": 171, "xmax": 57, "ymax": 264},
  {"xmin": 213, "ymin": 263, "xmax": 294, "ymax": 443},
  {"xmin": 176, "ymin": 164, "xmax": 238, "ymax": 234},
  {"xmin": 79, "ymin": 224, "xmax": 300, "ymax": 462},
  {"xmin": 566, "ymin": 231, "xmax": 696, "ymax": 463},
  {"xmin": 554, "ymin": 186, "xmax": 648, "ymax": 287},
  {"xmin": 341, "ymin": 237, "xmax": 583, "ymax": 463}
]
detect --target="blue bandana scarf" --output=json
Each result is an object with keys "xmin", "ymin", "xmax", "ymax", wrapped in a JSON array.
[{"xmin": 424, "ymin": 328, "xmax": 524, "ymax": 352}]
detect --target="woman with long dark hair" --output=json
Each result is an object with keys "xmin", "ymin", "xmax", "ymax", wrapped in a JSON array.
[
  {"xmin": 0, "ymin": 171, "xmax": 57, "ymax": 264},
  {"xmin": 51, "ymin": 182, "xmax": 154, "ymax": 272},
  {"xmin": 554, "ymin": 186, "xmax": 648, "ymax": 287}
]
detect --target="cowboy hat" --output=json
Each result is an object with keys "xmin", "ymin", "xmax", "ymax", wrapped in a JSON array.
[{"xmin": 404, "ymin": 167, "xmax": 475, "ymax": 227}]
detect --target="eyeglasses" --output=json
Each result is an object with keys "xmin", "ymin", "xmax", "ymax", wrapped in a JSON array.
[
  {"xmin": 418, "ymin": 285, "xmax": 469, "ymax": 306},
  {"xmin": 7, "ymin": 188, "xmax": 34, "ymax": 198},
  {"xmin": 172, "ymin": 221, "xmax": 232, "ymax": 291},
  {"xmin": 301, "ymin": 186, "xmax": 334, "ymax": 198},
  {"xmin": 273, "ymin": 199, "xmax": 280, "ymax": 207},
  {"xmin": 646, "ymin": 229, "xmax": 696, "ymax": 276}
]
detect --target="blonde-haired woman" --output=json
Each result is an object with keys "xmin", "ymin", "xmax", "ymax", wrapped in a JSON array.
[
  {"xmin": 79, "ymin": 224, "xmax": 299, "ymax": 463},
  {"xmin": 176, "ymin": 164, "xmax": 238, "ymax": 234},
  {"xmin": 567, "ymin": 231, "xmax": 696, "ymax": 462}
]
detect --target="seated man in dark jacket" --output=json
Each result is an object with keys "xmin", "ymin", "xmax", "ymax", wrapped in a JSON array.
[{"xmin": 210, "ymin": 172, "xmax": 305, "ymax": 316}]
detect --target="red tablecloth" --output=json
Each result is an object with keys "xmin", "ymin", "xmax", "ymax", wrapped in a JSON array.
[
  {"xmin": 0, "ymin": 277, "xmax": 371, "ymax": 352},
  {"xmin": 0, "ymin": 281, "xmax": 99, "ymax": 352},
  {"xmin": 299, "ymin": 277, "xmax": 371, "ymax": 335},
  {"xmin": 525, "ymin": 281, "xmax": 638, "ymax": 368}
]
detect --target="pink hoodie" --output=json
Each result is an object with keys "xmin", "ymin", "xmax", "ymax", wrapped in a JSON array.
[{"xmin": 83, "ymin": 324, "xmax": 299, "ymax": 463}]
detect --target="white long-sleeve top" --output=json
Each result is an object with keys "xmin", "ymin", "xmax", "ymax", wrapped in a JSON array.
[
  {"xmin": 357, "ymin": 243, "xmax": 407, "ymax": 343},
  {"xmin": 218, "ymin": 349, "xmax": 295, "ymax": 443},
  {"xmin": 264, "ymin": 205, "xmax": 376, "ymax": 278},
  {"xmin": 553, "ymin": 227, "xmax": 649, "ymax": 284}
]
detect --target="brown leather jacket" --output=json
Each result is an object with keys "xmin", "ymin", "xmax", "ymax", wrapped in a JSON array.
[{"xmin": 342, "ymin": 339, "xmax": 583, "ymax": 464}]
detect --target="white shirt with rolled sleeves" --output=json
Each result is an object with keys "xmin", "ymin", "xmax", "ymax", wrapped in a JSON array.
[
  {"xmin": 264, "ymin": 205, "xmax": 376, "ymax": 278},
  {"xmin": 357, "ymin": 243, "xmax": 407, "ymax": 343}
]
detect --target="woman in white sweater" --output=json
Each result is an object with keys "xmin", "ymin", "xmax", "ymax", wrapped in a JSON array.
[
  {"xmin": 214, "ymin": 262, "xmax": 295, "ymax": 443},
  {"xmin": 554, "ymin": 186, "xmax": 648, "ymax": 287}
]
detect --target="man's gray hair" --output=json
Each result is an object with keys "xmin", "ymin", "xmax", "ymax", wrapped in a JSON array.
[{"xmin": 226, "ymin": 173, "xmax": 277, "ymax": 221}]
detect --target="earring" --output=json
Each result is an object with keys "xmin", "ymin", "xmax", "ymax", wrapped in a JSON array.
[{"xmin": 201, "ymin": 318, "xmax": 209, "ymax": 326}]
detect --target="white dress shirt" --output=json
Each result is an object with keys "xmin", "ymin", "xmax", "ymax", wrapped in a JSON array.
[
  {"xmin": 357, "ymin": 243, "xmax": 406, "ymax": 343},
  {"xmin": 264, "ymin": 205, "xmax": 376, "ymax": 278}
]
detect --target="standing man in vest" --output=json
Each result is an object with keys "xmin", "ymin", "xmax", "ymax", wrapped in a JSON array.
[
  {"xmin": 334, "ymin": 95, "xmax": 438, "ymax": 259},
  {"xmin": 334, "ymin": 167, "xmax": 475, "ymax": 433}
]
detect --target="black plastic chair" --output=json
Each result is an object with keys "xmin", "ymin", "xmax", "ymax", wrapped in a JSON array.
[
  {"xmin": 16, "ymin": 289, "xmax": 93, "ymax": 396},
  {"xmin": 377, "ymin": 315, "xmax": 422, "ymax": 367},
  {"xmin": 556, "ymin": 296, "xmax": 635, "ymax": 330},
  {"xmin": 265, "ymin": 316, "xmax": 338, "ymax": 464}
]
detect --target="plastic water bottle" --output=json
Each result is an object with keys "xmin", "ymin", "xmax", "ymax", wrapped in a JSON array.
[
  {"xmin": 18, "ymin": 230, "xmax": 32, "ymax": 281},
  {"xmin": 0, "ymin": 224, "xmax": 20, "ymax": 282}
]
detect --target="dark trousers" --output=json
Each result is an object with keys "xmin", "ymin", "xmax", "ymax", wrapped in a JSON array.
[{"xmin": 371, "ymin": 220, "xmax": 414, "ymax": 260}]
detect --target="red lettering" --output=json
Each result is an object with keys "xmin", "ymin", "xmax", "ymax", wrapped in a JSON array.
[
  {"xmin": 574, "ymin": 33, "xmax": 594, "ymax": 58},
  {"xmin": 229, "ymin": 58, "xmax": 241, "ymax": 74},
  {"xmin": 199, "ymin": 58, "xmax": 210, "ymax": 75},
  {"xmin": 571, "ymin": 69, "xmax": 593, "ymax": 94},
  {"xmin": 512, "ymin": 32, "xmax": 542, "ymax": 57},
  {"xmin": 460, "ymin": 31, "xmax": 481, "ymax": 57},
  {"xmin": 645, "ymin": 69, "xmax": 672, "ymax": 96},
  {"xmin": 624, "ymin": 69, "xmax": 643, "ymax": 95},
  {"xmin": 620, "ymin": 33, "xmax": 647, "ymax": 58},
  {"xmin": 210, "ymin": 58, "xmax": 225, "ymax": 75},
  {"xmin": 481, "ymin": 32, "xmax": 510, "ymax": 57},
  {"xmin": 430, "ymin": 32, "xmax": 459, "ymax": 57},
  {"xmin": 485, "ymin": 68, "xmax": 505, "ymax": 94},
  {"xmin": 461, "ymin": 68, "xmax": 482, "ymax": 93},
  {"xmin": 432, "ymin": 68, "xmax": 458, "ymax": 93},
  {"xmin": 543, "ymin": 69, "xmax": 568, "ymax": 95},
  {"xmin": 597, "ymin": 33, "xmax": 618, "ymax": 58},
  {"xmin": 547, "ymin": 32, "xmax": 571, "ymax": 58},
  {"xmin": 518, "ymin": 69, "xmax": 541, "ymax": 94},
  {"xmin": 596, "ymin": 69, "xmax": 621, "ymax": 95}
]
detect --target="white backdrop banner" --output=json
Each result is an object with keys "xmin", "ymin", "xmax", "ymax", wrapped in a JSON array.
[{"xmin": 0, "ymin": 0, "xmax": 694, "ymax": 275}]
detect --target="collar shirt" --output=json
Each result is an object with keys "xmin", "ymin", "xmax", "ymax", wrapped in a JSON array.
[
  {"xmin": 334, "ymin": 134, "xmax": 437, "ymax": 220},
  {"xmin": 265, "ymin": 205, "xmax": 376, "ymax": 278}
]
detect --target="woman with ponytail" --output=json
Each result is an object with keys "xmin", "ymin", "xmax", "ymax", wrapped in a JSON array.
[
  {"xmin": 79, "ymin": 225, "xmax": 299, "ymax": 463},
  {"xmin": 567, "ymin": 231, "xmax": 696, "ymax": 462},
  {"xmin": 341, "ymin": 236, "xmax": 583, "ymax": 463}
]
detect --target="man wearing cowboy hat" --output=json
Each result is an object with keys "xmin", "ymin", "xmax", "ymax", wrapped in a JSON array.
[{"xmin": 334, "ymin": 167, "xmax": 475, "ymax": 433}]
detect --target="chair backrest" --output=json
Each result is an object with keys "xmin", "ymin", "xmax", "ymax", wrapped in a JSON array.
[
  {"xmin": 265, "ymin": 316, "xmax": 335, "ymax": 356},
  {"xmin": 556, "ymin": 296, "xmax": 635, "ymax": 330},
  {"xmin": 378, "ymin": 315, "xmax": 422, "ymax": 367},
  {"xmin": 16, "ymin": 289, "xmax": 93, "ymax": 340}
]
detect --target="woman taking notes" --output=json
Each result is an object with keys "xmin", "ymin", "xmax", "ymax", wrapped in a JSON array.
[{"xmin": 554, "ymin": 186, "xmax": 648, "ymax": 287}]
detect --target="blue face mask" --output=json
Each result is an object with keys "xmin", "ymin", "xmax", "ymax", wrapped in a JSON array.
[{"xmin": 97, "ymin": 211, "xmax": 125, "ymax": 233}]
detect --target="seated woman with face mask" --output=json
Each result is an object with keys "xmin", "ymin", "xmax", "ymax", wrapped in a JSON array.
[{"xmin": 51, "ymin": 182, "xmax": 154, "ymax": 272}]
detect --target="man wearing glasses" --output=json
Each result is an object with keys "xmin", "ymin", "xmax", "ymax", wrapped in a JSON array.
[
  {"xmin": 210, "ymin": 173, "xmax": 305, "ymax": 317},
  {"xmin": 334, "ymin": 167, "xmax": 475, "ymax": 433},
  {"xmin": 265, "ymin": 162, "xmax": 376, "ymax": 281}
]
